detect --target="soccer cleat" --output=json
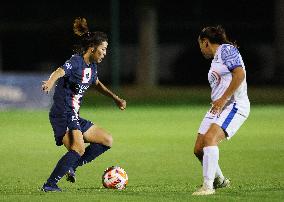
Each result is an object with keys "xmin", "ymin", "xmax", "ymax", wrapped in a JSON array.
[
  {"xmin": 66, "ymin": 168, "xmax": 76, "ymax": 183},
  {"xmin": 192, "ymin": 185, "xmax": 215, "ymax": 196},
  {"xmin": 213, "ymin": 177, "xmax": 230, "ymax": 189},
  {"xmin": 41, "ymin": 182, "xmax": 62, "ymax": 192}
]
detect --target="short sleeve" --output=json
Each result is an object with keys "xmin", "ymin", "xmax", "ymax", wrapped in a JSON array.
[
  {"xmin": 221, "ymin": 45, "xmax": 242, "ymax": 71},
  {"xmin": 62, "ymin": 56, "xmax": 79, "ymax": 77},
  {"xmin": 92, "ymin": 75, "xmax": 98, "ymax": 84},
  {"xmin": 92, "ymin": 64, "xmax": 99, "ymax": 84}
]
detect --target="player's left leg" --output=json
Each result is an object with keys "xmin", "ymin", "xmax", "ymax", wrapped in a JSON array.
[
  {"xmin": 192, "ymin": 123, "xmax": 225, "ymax": 196},
  {"xmin": 42, "ymin": 130, "xmax": 84, "ymax": 191},
  {"xmin": 79, "ymin": 125, "xmax": 113, "ymax": 166},
  {"xmin": 66, "ymin": 125, "xmax": 112, "ymax": 183}
]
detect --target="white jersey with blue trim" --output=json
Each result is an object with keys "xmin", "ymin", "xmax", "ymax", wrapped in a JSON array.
[{"xmin": 208, "ymin": 44, "xmax": 250, "ymax": 116}]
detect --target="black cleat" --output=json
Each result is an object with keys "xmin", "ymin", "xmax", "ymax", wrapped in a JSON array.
[
  {"xmin": 213, "ymin": 177, "xmax": 230, "ymax": 189},
  {"xmin": 66, "ymin": 168, "xmax": 76, "ymax": 183}
]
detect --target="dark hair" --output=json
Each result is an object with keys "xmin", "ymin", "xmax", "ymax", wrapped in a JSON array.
[
  {"xmin": 72, "ymin": 17, "xmax": 108, "ymax": 55},
  {"xmin": 199, "ymin": 25, "xmax": 238, "ymax": 47}
]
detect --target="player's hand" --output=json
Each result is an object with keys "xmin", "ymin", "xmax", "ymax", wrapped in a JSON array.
[
  {"xmin": 114, "ymin": 96, "xmax": 126, "ymax": 110},
  {"xmin": 210, "ymin": 97, "xmax": 227, "ymax": 115},
  {"xmin": 41, "ymin": 80, "xmax": 53, "ymax": 94}
]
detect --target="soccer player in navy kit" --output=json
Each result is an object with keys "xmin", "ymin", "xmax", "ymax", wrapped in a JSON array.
[{"xmin": 41, "ymin": 17, "xmax": 126, "ymax": 192}]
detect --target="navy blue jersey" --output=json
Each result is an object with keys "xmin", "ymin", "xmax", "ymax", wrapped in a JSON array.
[{"xmin": 50, "ymin": 54, "xmax": 98, "ymax": 117}]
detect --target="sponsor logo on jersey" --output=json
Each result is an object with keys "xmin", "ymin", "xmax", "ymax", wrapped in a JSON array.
[
  {"xmin": 65, "ymin": 62, "xmax": 72, "ymax": 69},
  {"xmin": 74, "ymin": 84, "xmax": 89, "ymax": 94}
]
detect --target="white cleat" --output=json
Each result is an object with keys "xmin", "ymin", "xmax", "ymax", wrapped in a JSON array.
[{"xmin": 192, "ymin": 185, "xmax": 215, "ymax": 196}]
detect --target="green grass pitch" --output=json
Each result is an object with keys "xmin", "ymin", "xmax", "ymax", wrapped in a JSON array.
[{"xmin": 0, "ymin": 105, "xmax": 283, "ymax": 201}]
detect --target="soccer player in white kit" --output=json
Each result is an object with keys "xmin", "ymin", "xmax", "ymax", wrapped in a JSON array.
[{"xmin": 192, "ymin": 25, "xmax": 250, "ymax": 195}]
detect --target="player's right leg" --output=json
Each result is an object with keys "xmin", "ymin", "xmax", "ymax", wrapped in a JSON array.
[
  {"xmin": 42, "ymin": 130, "xmax": 85, "ymax": 192},
  {"xmin": 63, "ymin": 129, "xmax": 86, "ymax": 183},
  {"xmin": 194, "ymin": 134, "xmax": 204, "ymax": 162},
  {"xmin": 194, "ymin": 132, "xmax": 228, "ymax": 189},
  {"xmin": 193, "ymin": 123, "xmax": 226, "ymax": 196}
]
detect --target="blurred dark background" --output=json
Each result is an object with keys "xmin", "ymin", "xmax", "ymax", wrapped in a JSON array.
[{"xmin": 0, "ymin": 0, "xmax": 282, "ymax": 87}]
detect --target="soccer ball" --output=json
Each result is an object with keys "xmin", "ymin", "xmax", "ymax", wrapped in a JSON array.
[{"xmin": 102, "ymin": 166, "xmax": 128, "ymax": 190}]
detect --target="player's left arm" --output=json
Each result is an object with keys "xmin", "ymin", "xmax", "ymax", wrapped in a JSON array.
[
  {"xmin": 95, "ymin": 79, "xmax": 126, "ymax": 110},
  {"xmin": 210, "ymin": 67, "xmax": 245, "ymax": 114}
]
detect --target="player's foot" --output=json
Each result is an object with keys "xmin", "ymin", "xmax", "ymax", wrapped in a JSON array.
[
  {"xmin": 192, "ymin": 185, "xmax": 215, "ymax": 196},
  {"xmin": 41, "ymin": 182, "xmax": 62, "ymax": 192},
  {"xmin": 66, "ymin": 168, "xmax": 76, "ymax": 183},
  {"xmin": 213, "ymin": 177, "xmax": 230, "ymax": 189}
]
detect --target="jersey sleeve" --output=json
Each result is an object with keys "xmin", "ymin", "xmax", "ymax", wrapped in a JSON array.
[
  {"xmin": 62, "ymin": 56, "xmax": 79, "ymax": 77},
  {"xmin": 92, "ymin": 66, "xmax": 99, "ymax": 84},
  {"xmin": 221, "ymin": 46, "xmax": 242, "ymax": 71},
  {"xmin": 92, "ymin": 76, "xmax": 98, "ymax": 84}
]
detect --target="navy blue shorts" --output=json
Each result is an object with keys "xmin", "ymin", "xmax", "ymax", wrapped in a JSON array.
[{"xmin": 49, "ymin": 113, "xmax": 94, "ymax": 146}]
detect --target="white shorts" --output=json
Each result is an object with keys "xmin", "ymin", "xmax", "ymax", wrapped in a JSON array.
[{"xmin": 198, "ymin": 102, "xmax": 249, "ymax": 139}]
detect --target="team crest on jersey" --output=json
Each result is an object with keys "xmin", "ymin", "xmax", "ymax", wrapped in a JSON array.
[
  {"xmin": 82, "ymin": 68, "xmax": 92, "ymax": 83},
  {"xmin": 208, "ymin": 70, "xmax": 220, "ymax": 88}
]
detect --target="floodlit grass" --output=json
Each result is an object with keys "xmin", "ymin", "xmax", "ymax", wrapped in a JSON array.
[{"xmin": 0, "ymin": 105, "xmax": 283, "ymax": 201}]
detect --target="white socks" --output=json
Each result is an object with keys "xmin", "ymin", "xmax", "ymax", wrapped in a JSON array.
[
  {"xmin": 215, "ymin": 164, "xmax": 224, "ymax": 180},
  {"xmin": 203, "ymin": 146, "xmax": 219, "ymax": 189}
]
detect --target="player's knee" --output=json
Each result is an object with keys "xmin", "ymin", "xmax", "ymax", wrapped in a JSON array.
[
  {"xmin": 203, "ymin": 133, "xmax": 217, "ymax": 146},
  {"xmin": 104, "ymin": 134, "xmax": 113, "ymax": 147},
  {"xmin": 71, "ymin": 144, "xmax": 85, "ymax": 156}
]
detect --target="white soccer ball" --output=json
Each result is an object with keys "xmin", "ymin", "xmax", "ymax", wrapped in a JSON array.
[{"xmin": 102, "ymin": 166, "xmax": 128, "ymax": 190}]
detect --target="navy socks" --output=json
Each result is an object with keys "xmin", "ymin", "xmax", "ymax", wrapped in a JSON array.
[
  {"xmin": 46, "ymin": 144, "xmax": 110, "ymax": 185},
  {"xmin": 46, "ymin": 150, "xmax": 81, "ymax": 185},
  {"xmin": 75, "ymin": 143, "xmax": 110, "ymax": 169}
]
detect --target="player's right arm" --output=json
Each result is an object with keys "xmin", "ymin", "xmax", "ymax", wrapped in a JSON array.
[{"xmin": 42, "ymin": 67, "xmax": 65, "ymax": 93}]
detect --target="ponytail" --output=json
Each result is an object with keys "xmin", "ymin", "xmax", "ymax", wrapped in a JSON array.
[{"xmin": 73, "ymin": 17, "xmax": 89, "ymax": 36}]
